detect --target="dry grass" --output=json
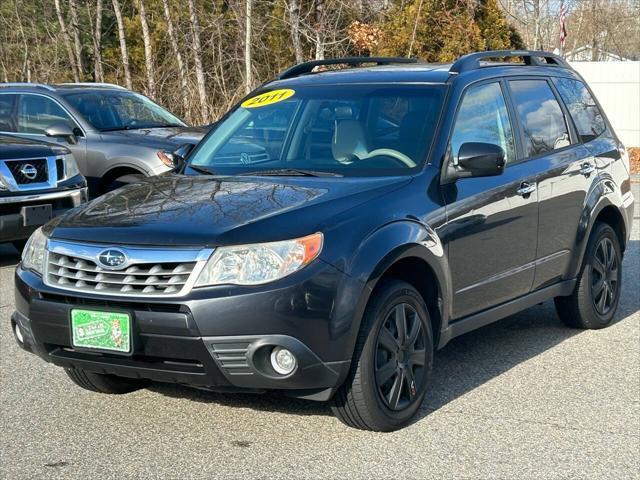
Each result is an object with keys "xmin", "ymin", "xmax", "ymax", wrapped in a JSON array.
[{"xmin": 629, "ymin": 147, "xmax": 640, "ymax": 174}]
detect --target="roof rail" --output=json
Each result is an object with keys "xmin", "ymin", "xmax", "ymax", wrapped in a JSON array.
[
  {"xmin": 450, "ymin": 50, "xmax": 571, "ymax": 74},
  {"xmin": 56, "ymin": 82, "xmax": 127, "ymax": 90},
  {"xmin": 278, "ymin": 57, "xmax": 418, "ymax": 80},
  {"xmin": 0, "ymin": 82, "xmax": 56, "ymax": 91}
]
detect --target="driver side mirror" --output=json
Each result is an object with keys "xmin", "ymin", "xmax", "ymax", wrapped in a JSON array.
[
  {"xmin": 45, "ymin": 123, "xmax": 78, "ymax": 145},
  {"xmin": 444, "ymin": 142, "xmax": 505, "ymax": 183}
]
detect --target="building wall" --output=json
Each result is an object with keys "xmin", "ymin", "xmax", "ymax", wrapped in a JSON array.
[{"xmin": 570, "ymin": 61, "xmax": 640, "ymax": 147}]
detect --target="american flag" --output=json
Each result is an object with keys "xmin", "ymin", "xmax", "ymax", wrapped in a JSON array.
[{"xmin": 559, "ymin": 2, "xmax": 568, "ymax": 51}]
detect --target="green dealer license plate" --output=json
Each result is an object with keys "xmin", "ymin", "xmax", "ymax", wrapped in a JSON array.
[{"xmin": 71, "ymin": 309, "xmax": 131, "ymax": 353}]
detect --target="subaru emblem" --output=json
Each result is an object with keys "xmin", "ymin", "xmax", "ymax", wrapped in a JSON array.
[{"xmin": 97, "ymin": 248, "xmax": 128, "ymax": 270}]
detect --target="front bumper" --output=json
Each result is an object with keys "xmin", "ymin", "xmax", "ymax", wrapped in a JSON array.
[
  {"xmin": 0, "ymin": 186, "xmax": 88, "ymax": 242},
  {"xmin": 13, "ymin": 261, "xmax": 354, "ymax": 400}
]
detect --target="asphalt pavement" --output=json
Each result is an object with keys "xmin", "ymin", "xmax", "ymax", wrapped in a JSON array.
[{"xmin": 0, "ymin": 184, "xmax": 638, "ymax": 479}]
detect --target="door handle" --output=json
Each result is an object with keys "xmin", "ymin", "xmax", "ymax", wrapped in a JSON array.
[
  {"xmin": 579, "ymin": 162, "xmax": 596, "ymax": 176},
  {"xmin": 517, "ymin": 182, "xmax": 537, "ymax": 197}
]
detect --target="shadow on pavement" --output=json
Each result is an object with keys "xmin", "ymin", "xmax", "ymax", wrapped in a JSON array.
[{"xmin": 0, "ymin": 243, "xmax": 21, "ymax": 268}]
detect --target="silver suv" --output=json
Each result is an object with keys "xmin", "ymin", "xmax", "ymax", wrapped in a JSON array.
[{"xmin": 0, "ymin": 83, "xmax": 208, "ymax": 194}]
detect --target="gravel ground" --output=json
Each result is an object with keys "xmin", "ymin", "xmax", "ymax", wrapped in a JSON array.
[{"xmin": 0, "ymin": 185, "xmax": 638, "ymax": 480}]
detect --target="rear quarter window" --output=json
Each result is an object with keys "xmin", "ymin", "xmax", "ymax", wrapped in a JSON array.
[{"xmin": 553, "ymin": 77, "xmax": 606, "ymax": 143}]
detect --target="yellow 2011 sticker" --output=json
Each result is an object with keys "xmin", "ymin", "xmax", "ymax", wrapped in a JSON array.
[{"xmin": 241, "ymin": 89, "xmax": 295, "ymax": 109}]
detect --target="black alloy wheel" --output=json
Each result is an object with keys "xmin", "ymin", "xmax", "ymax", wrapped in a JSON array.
[
  {"xmin": 591, "ymin": 237, "xmax": 619, "ymax": 316},
  {"xmin": 375, "ymin": 303, "xmax": 427, "ymax": 411}
]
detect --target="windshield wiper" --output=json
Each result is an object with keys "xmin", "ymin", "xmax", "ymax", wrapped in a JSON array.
[
  {"xmin": 188, "ymin": 164, "xmax": 216, "ymax": 175},
  {"xmin": 100, "ymin": 125, "xmax": 135, "ymax": 132},
  {"xmin": 238, "ymin": 168, "xmax": 342, "ymax": 178}
]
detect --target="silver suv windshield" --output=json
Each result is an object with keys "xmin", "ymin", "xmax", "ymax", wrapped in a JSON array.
[
  {"xmin": 187, "ymin": 84, "xmax": 446, "ymax": 177},
  {"xmin": 63, "ymin": 91, "xmax": 185, "ymax": 131}
]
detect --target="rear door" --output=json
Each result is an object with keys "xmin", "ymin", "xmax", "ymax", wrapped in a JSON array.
[
  {"xmin": 506, "ymin": 78, "xmax": 595, "ymax": 290},
  {"xmin": 443, "ymin": 81, "xmax": 540, "ymax": 320}
]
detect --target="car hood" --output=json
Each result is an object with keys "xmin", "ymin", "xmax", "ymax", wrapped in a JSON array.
[
  {"xmin": 49, "ymin": 174, "xmax": 411, "ymax": 246},
  {"xmin": 0, "ymin": 134, "xmax": 69, "ymax": 160},
  {"xmin": 100, "ymin": 126, "xmax": 209, "ymax": 149}
]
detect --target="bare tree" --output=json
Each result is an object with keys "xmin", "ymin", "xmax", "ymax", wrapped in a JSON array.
[
  {"xmin": 314, "ymin": 0, "xmax": 325, "ymax": 60},
  {"xmin": 111, "ymin": 0, "xmax": 132, "ymax": 89},
  {"xmin": 161, "ymin": 0, "xmax": 190, "ymax": 118},
  {"xmin": 187, "ymin": 0, "xmax": 208, "ymax": 121},
  {"xmin": 136, "ymin": 0, "xmax": 156, "ymax": 98},
  {"xmin": 68, "ymin": 0, "xmax": 84, "ymax": 78},
  {"xmin": 92, "ymin": 0, "xmax": 104, "ymax": 82},
  {"xmin": 245, "ymin": 0, "xmax": 253, "ymax": 93},
  {"xmin": 54, "ymin": 0, "xmax": 80, "ymax": 82},
  {"xmin": 288, "ymin": 0, "xmax": 304, "ymax": 63}
]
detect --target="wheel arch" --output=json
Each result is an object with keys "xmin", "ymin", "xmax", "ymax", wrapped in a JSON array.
[
  {"xmin": 99, "ymin": 165, "xmax": 147, "ymax": 192},
  {"xmin": 567, "ymin": 176, "xmax": 629, "ymax": 279},
  {"xmin": 342, "ymin": 221, "xmax": 452, "ymax": 354}
]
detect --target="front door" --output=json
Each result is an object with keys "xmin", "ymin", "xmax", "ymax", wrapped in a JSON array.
[
  {"xmin": 442, "ymin": 81, "xmax": 539, "ymax": 319},
  {"xmin": 16, "ymin": 93, "xmax": 88, "ymax": 173}
]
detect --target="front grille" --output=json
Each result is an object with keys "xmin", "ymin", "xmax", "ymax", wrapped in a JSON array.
[
  {"xmin": 56, "ymin": 158, "xmax": 65, "ymax": 180},
  {"xmin": 47, "ymin": 253, "xmax": 195, "ymax": 295},
  {"xmin": 44, "ymin": 240, "xmax": 212, "ymax": 297},
  {"xmin": 5, "ymin": 158, "xmax": 48, "ymax": 184}
]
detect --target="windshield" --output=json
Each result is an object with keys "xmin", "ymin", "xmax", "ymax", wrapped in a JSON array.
[
  {"xmin": 187, "ymin": 84, "xmax": 446, "ymax": 177},
  {"xmin": 64, "ymin": 91, "xmax": 186, "ymax": 131}
]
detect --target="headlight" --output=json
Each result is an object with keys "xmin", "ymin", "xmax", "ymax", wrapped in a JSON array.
[
  {"xmin": 63, "ymin": 154, "xmax": 81, "ymax": 179},
  {"xmin": 195, "ymin": 233, "xmax": 323, "ymax": 286},
  {"xmin": 22, "ymin": 227, "xmax": 48, "ymax": 275}
]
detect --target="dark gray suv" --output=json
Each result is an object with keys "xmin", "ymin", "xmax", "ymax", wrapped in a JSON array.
[{"xmin": 0, "ymin": 83, "xmax": 208, "ymax": 194}]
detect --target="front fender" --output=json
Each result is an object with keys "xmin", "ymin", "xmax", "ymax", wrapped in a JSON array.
[{"xmin": 330, "ymin": 220, "xmax": 452, "ymax": 367}]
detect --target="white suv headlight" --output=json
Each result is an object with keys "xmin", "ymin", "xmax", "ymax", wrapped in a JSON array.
[
  {"xmin": 22, "ymin": 227, "xmax": 48, "ymax": 275},
  {"xmin": 195, "ymin": 233, "xmax": 323, "ymax": 286},
  {"xmin": 62, "ymin": 154, "xmax": 81, "ymax": 179}
]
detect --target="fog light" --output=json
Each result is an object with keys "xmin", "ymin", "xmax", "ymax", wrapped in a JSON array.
[
  {"xmin": 270, "ymin": 347, "xmax": 297, "ymax": 375},
  {"xmin": 14, "ymin": 324, "xmax": 24, "ymax": 344}
]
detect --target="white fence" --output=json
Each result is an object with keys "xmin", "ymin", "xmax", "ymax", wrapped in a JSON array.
[{"xmin": 570, "ymin": 61, "xmax": 640, "ymax": 147}]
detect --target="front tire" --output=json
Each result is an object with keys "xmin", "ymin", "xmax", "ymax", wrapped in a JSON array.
[
  {"xmin": 331, "ymin": 280, "xmax": 433, "ymax": 431},
  {"xmin": 65, "ymin": 368, "xmax": 148, "ymax": 394},
  {"xmin": 555, "ymin": 222, "xmax": 622, "ymax": 329}
]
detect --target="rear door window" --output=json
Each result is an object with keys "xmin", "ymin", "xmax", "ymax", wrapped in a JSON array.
[
  {"xmin": 0, "ymin": 94, "xmax": 17, "ymax": 132},
  {"xmin": 509, "ymin": 80, "xmax": 571, "ymax": 158},
  {"xmin": 17, "ymin": 94, "xmax": 77, "ymax": 135},
  {"xmin": 553, "ymin": 77, "xmax": 606, "ymax": 142}
]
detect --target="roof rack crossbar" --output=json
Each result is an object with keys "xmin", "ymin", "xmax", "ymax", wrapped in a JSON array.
[
  {"xmin": 0, "ymin": 82, "xmax": 56, "ymax": 91},
  {"xmin": 450, "ymin": 50, "xmax": 571, "ymax": 74},
  {"xmin": 278, "ymin": 57, "xmax": 418, "ymax": 80},
  {"xmin": 56, "ymin": 82, "xmax": 127, "ymax": 90}
]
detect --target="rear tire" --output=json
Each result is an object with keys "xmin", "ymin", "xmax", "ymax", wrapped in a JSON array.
[
  {"xmin": 331, "ymin": 280, "xmax": 433, "ymax": 431},
  {"xmin": 65, "ymin": 368, "xmax": 148, "ymax": 394},
  {"xmin": 555, "ymin": 222, "xmax": 622, "ymax": 329}
]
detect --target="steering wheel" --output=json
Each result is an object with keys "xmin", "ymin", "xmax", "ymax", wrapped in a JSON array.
[{"xmin": 361, "ymin": 149, "xmax": 416, "ymax": 168}]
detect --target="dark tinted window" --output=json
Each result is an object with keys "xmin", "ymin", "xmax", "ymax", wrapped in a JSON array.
[
  {"xmin": 510, "ymin": 80, "xmax": 571, "ymax": 158},
  {"xmin": 450, "ymin": 82, "xmax": 516, "ymax": 165},
  {"xmin": 0, "ymin": 94, "xmax": 17, "ymax": 132},
  {"xmin": 64, "ymin": 91, "xmax": 184, "ymax": 131},
  {"xmin": 553, "ymin": 77, "xmax": 606, "ymax": 142}
]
